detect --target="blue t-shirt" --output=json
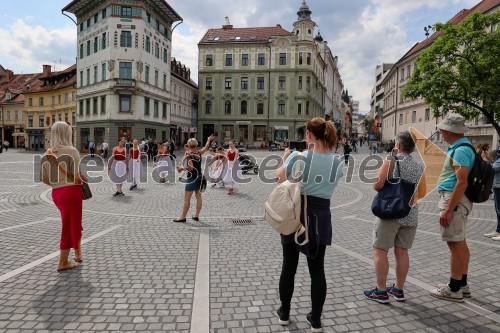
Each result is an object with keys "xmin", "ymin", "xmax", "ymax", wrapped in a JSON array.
[
  {"xmin": 283, "ymin": 151, "xmax": 344, "ymax": 199},
  {"xmin": 437, "ymin": 137, "xmax": 475, "ymax": 192}
]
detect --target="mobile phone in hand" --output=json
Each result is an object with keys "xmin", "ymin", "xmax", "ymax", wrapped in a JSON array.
[{"xmin": 391, "ymin": 148, "xmax": 399, "ymax": 156}]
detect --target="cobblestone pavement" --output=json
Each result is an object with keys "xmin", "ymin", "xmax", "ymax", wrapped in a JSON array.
[{"xmin": 0, "ymin": 146, "xmax": 499, "ymax": 333}]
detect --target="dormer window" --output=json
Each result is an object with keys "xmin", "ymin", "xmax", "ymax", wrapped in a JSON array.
[
  {"xmin": 6, "ymin": 92, "xmax": 11, "ymax": 101},
  {"xmin": 213, "ymin": 36, "xmax": 220, "ymax": 41}
]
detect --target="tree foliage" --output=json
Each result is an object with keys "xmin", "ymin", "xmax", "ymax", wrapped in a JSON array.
[
  {"xmin": 363, "ymin": 116, "xmax": 375, "ymax": 135},
  {"xmin": 403, "ymin": 11, "xmax": 500, "ymax": 136}
]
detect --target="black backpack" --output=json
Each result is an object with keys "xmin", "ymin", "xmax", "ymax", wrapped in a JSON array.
[{"xmin": 450, "ymin": 142, "xmax": 494, "ymax": 203}]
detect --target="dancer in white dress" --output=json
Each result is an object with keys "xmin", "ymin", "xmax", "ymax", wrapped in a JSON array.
[
  {"xmin": 155, "ymin": 143, "xmax": 175, "ymax": 183},
  {"xmin": 108, "ymin": 138, "xmax": 128, "ymax": 196},
  {"xmin": 208, "ymin": 146, "xmax": 226, "ymax": 188},
  {"xmin": 128, "ymin": 139, "xmax": 141, "ymax": 190},
  {"xmin": 223, "ymin": 139, "xmax": 241, "ymax": 195}
]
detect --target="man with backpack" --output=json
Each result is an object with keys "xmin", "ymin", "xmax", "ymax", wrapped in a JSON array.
[{"xmin": 430, "ymin": 113, "xmax": 476, "ymax": 302}]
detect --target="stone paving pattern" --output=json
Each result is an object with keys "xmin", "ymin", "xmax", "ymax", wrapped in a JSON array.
[{"xmin": 0, "ymin": 146, "xmax": 499, "ymax": 332}]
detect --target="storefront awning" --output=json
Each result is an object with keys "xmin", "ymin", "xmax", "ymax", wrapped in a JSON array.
[{"xmin": 274, "ymin": 126, "xmax": 289, "ymax": 130}]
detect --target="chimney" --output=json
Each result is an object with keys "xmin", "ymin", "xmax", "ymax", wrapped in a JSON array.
[
  {"xmin": 6, "ymin": 70, "xmax": 14, "ymax": 80},
  {"xmin": 43, "ymin": 64, "xmax": 52, "ymax": 77},
  {"xmin": 276, "ymin": 24, "xmax": 282, "ymax": 28},
  {"xmin": 222, "ymin": 24, "xmax": 233, "ymax": 29}
]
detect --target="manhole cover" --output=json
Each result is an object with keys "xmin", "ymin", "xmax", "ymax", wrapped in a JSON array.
[{"xmin": 232, "ymin": 219, "xmax": 255, "ymax": 226}]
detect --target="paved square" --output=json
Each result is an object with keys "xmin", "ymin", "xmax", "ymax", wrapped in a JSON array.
[{"xmin": 0, "ymin": 146, "xmax": 499, "ymax": 332}]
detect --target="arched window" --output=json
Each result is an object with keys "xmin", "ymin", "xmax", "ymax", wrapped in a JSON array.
[
  {"xmin": 278, "ymin": 100, "xmax": 285, "ymax": 115},
  {"xmin": 241, "ymin": 100, "xmax": 247, "ymax": 114},
  {"xmin": 225, "ymin": 100, "xmax": 231, "ymax": 114},
  {"xmin": 205, "ymin": 100, "xmax": 211, "ymax": 114}
]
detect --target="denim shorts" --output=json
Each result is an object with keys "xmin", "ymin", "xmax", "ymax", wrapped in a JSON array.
[{"xmin": 185, "ymin": 178, "xmax": 201, "ymax": 192}]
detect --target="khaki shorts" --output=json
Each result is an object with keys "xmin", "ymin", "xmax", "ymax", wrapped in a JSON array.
[
  {"xmin": 373, "ymin": 218, "xmax": 417, "ymax": 250},
  {"xmin": 438, "ymin": 191, "xmax": 473, "ymax": 242}
]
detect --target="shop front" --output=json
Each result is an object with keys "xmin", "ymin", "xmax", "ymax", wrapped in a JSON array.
[
  {"xmin": 274, "ymin": 126, "xmax": 289, "ymax": 141},
  {"xmin": 27, "ymin": 129, "xmax": 45, "ymax": 151}
]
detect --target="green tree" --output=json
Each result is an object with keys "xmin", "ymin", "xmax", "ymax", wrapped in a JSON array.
[
  {"xmin": 403, "ymin": 11, "xmax": 500, "ymax": 136},
  {"xmin": 363, "ymin": 116, "xmax": 374, "ymax": 135}
]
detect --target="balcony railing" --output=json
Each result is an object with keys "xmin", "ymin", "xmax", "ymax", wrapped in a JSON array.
[{"xmin": 114, "ymin": 78, "xmax": 136, "ymax": 87}]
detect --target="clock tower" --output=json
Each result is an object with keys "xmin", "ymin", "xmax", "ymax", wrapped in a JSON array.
[{"xmin": 293, "ymin": 0, "xmax": 316, "ymax": 41}]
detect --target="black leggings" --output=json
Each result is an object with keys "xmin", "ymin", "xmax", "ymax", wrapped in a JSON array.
[{"xmin": 279, "ymin": 243, "xmax": 327, "ymax": 321}]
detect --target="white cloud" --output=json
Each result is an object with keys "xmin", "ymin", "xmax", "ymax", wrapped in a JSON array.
[{"xmin": 0, "ymin": 19, "xmax": 75, "ymax": 73}]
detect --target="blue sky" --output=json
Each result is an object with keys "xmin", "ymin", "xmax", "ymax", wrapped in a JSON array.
[{"xmin": 0, "ymin": 0, "xmax": 479, "ymax": 113}]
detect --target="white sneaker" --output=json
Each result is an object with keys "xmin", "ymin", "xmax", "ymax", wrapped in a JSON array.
[
  {"xmin": 492, "ymin": 236, "xmax": 500, "ymax": 241},
  {"xmin": 484, "ymin": 231, "xmax": 500, "ymax": 238},
  {"xmin": 429, "ymin": 284, "xmax": 464, "ymax": 303},
  {"xmin": 461, "ymin": 285, "xmax": 471, "ymax": 298}
]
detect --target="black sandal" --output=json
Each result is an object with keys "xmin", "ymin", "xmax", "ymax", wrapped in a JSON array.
[
  {"xmin": 192, "ymin": 216, "xmax": 199, "ymax": 221},
  {"xmin": 173, "ymin": 218, "xmax": 187, "ymax": 223}
]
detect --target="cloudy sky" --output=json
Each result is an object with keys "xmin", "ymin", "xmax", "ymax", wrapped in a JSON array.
[{"xmin": 0, "ymin": 0, "xmax": 479, "ymax": 113}]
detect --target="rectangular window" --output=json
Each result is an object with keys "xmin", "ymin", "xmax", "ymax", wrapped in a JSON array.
[
  {"xmin": 80, "ymin": 22, "xmax": 83, "ymax": 32},
  {"xmin": 225, "ymin": 54, "xmax": 232, "ymax": 66},
  {"xmin": 306, "ymin": 101, "xmax": 310, "ymax": 115},
  {"xmin": 206, "ymin": 77, "xmax": 212, "ymax": 90},
  {"xmin": 79, "ymin": 44, "xmax": 84, "ymax": 59},
  {"xmin": 155, "ymin": 70, "xmax": 159, "ymax": 87},
  {"xmin": 119, "ymin": 62, "xmax": 132, "ymax": 79},
  {"xmin": 86, "ymin": 68, "xmax": 90, "ymax": 85},
  {"xmin": 257, "ymin": 102, "xmax": 264, "ymax": 115},
  {"xmin": 51, "ymin": 96, "xmax": 55, "ymax": 106},
  {"xmin": 58, "ymin": 95, "xmax": 61, "ymax": 104},
  {"xmin": 145, "ymin": 65, "xmax": 150, "ymax": 83},
  {"xmin": 257, "ymin": 77, "xmax": 264, "ymax": 90},
  {"xmin": 412, "ymin": 110, "xmax": 416, "ymax": 123},
  {"xmin": 154, "ymin": 100, "xmax": 159, "ymax": 117},
  {"xmin": 400, "ymin": 68, "xmax": 405, "ymax": 80},
  {"xmin": 162, "ymin": 103, "xmax": 167, "ymax": 118},
  {"xmin": 278, "ymin": 101, "xmax": 285, "ymax": 115},
  {"xmin": 258, "ymin": 53, "xmax": 265, "ymax": 65},
  {"xmin": 407, "ymin": 65, "xmax": 411, "ymax": 78},
  {"xmin": 399, "ymin": 91, "xmax": 403, "ymax": 103},
  {"xmin": 39, "ymin": 97, "xmax": 44, "ymax": 106},
  {"xmin": 163, "ymin": 74, "xmax": 167, "ymax": 90},
  {"xmin": 79, "ymin": 101, "xmax": 83, "ymax": 116},
  {"xmin": 93, "ymin": 98, "xmax": 98, "ymax": 114},
  {"xmin": 253, "ymin": 125, "xmax": 266, "ymax": 141},
  {"xmin": 299, "ymin": 52, "xmax": 303, "ymax": 65},
  {"xmin": 425, "ymin": 108, "xmax": 430, "ymax": 122},
  {"xmin": 163, "ymin": 48, "xmax": 168, "ymax": 63},
  {"xmin": 28, "ymin": 116, "xmax": 33, "ymax": 127},
  {"xmin": 307, "ymin": 52, "xmax": 311, "ymax": 65},
  {"xmin": 86, "ymin": 40, "xmax": 90, "ymax": 56},
  {"xmin": 102, "ymin": 8, "xmax": 106, "ymax": 19},
  {"xmin": 206, "ymin": 54, "xmax": 213, "ymax": 66},
  {"xmin": 94, "ymin": 65, "xmax": 98, "ymax": 83},
  {"xmin": 102, "ymin": 62, "xmax": 106, "ymax": 81},
  {"xmin": 65, "ymin": 93, "xmax": 68, "ymax": 103},
  {"xmin": 120, "ymin": 95, "xmax": 131, "ymax": 112},
  {"xmin": 399, "ymin": 113, "xmax": 403, "ymax": 125},
  {"xmin": 94, "ymin": 37, "xmax": 98, "ymax": 52},
  {"xmin": 94, "ymin": 13, "xmax": 98, "ymax": 24},
  {"xmin": 241, "ymin": 54, "xmax": 248, "ymax": 66},
  {"xmin": 86, "ymin": 99, "xmax": 90, "ymax": 115},
  {"xmin": 298, "ymin": 103, "xmax": 302, "ymax": 115},
  {"xmin": 101, "ymin": 96, "xmax": 106, "ymax": 114},
  {"xmin": 121, "ymin": 6, "xmax": 132, "ymax": 17},
  {"xmin": 145, "ymin": 36, "xmax": 151, "ymax": 52},
  {"xmin": 155, "ymin": 43, "xmax": 159, "ymax": 58},
  {"xmin": 298, "ymin": 76, "xmax": 303, "ymax": 90},
  {"xmin": 102, "ymin": 32, "xmax": 106, "ymax": 49},
  {"xmin": 241, "ymin": 77, "xmax": 248, "ymax": 90},
  {"xmin": 306, "ymin": 76, "xmax": 311, "ymax": 91},
  {"xmin": 279, "ymin": 76, "xmax": 286, "ymax": 90},
  {"xmin": 279, "ymin": 53, "xmax": 286, "ymax": 65},
  {"xmin": 144, "ymin": 98, "xmax": 150, "ymax": 115},
  {"xmin": 79, "ymin": 70, "xmax": 83, "ymax": 87},
  {"xmin": 29, "ymin": 98, "xmax": 33, "ymax": 106},
  {"xmin": 225, "ymin": 77, "xmax": 232, "ymax": 90},
  {"xmin": 14, "ymin": 111, "xmax": 18, "ymax": 121},
  {"xmin": 86, "ymin": 18, "xmax": 90, "ymax": 28},
  {"xmin": 146, "ymin": 12, "xmax": 151, "ymax": 23},
  {"xmin": 120, "ymin": 31, "xmax": 132, "ymax": 48}
]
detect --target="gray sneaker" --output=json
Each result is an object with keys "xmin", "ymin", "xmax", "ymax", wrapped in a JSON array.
[
  {"xmin": 484, "ymin": 231, "xmax": 500, "ymax": 238},
  {"xmin": 429, "ymin": 284, "xmax": 464, "ymax": 303},
  {"xmin": 461, "ymin": 285, "xmax": 471, "ymax": 298}
]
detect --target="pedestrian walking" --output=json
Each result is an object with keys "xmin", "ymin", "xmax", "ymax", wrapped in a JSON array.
[
  {"xmin": 484, "ymin": 146, "xmax": 500, "ymax": 240},
  {"xmin": 169, "ymin": 140, "xmax": 177, "ymax": 159},
  {"xmin": 275, "ymin": 117, "xmax": 344, "ymax": 332},
  {"xmin": 128, "ymin": 140, "xmax": 141, "ymax": 190},
  {"xmin": 101, "ymin": 140, "xmax": 109, "ymax": 159},
  {"xmin": 364, "ymin": 131, "xmax": 426, "ymax": 303},
  {"xmin": 480, "ymin": 144, "xmax": 493, "ymax": 163},
  {"xmin": 173, "ymin": 135, "xmax": 215, "ymax": 222},
  {"xmin": 3, "ymin": 140, "xmax": 9, "ymax": 151},
  {"xmin": 223, "ymin": 139, "xmax": 241, "ymax": 195},
  {"xmin": 429, "ymin": 113, "xmax": 474, "ymax": 302},
  {"xmin": 108, "ymin": 138, "xmax": 128, "ymax": 196},
  {"xmin": 89, "ymin": 140, "xmax": 95, "ymax": 157},
  {"xmin": 40, "ymin": 121, "xmax": 83, "ymax": 272},
  {"xmin": 342, "ymin": 141, "xmax": 351, "ymax": 165}
]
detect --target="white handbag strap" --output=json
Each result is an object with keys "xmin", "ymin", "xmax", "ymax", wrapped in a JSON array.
[{"xmin": 293, "ymin": 155, "xmax": 309, "ymax": 246}]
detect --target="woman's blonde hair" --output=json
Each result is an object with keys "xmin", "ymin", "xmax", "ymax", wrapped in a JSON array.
[
  {"xmin": 50, "ymin": 121, "xmax": 73, "ymax": 152},
  {"xmin": 187, "ymin": 138, "xmax": 198, "ymax": 148}
]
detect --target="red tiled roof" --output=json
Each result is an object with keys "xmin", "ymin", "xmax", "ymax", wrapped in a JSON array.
[
  {"xmin": 199, "ymin": 26, "xmax": 293, "ymax": 44},
  {"xmin": 0, "ymin": 72, "xmax": 44, "ymax": 104},
  {"xmin": 26, "ymin": 65, "xmax": 77, "ymax": 93},
  {"xmin": 400, "ymin": 0, "xmax": 499, "ymax": 61}
]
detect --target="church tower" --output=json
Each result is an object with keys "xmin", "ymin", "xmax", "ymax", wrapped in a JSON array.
[{"xmin": 293, "ymin": 0, "xmax": 316, "ymax": 41}]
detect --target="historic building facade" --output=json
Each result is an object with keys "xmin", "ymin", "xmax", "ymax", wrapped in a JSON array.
[
  {"xmin": 197, "ymin": 1, "xmax": 341, "ymax": 145},
  {"xmin": 62, "ymin": 0, "xmax": 182, "ymax": 152},
  {"xmin": 170, "ymin": 58, "xmax": 198, "ymax": 145},
  {"xmin": 23, "ymin": 65, "xmax": 77, "ymax": 151}
]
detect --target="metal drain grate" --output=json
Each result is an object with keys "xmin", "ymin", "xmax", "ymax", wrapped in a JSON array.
[{"xmin": 232, "ymin": 218, "xmax": 255, "ymax": 226}]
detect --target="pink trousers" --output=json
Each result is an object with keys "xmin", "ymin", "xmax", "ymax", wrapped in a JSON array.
[{"xmin": 52, "ymin": 185, "xmax": 83, "ymax": 250}]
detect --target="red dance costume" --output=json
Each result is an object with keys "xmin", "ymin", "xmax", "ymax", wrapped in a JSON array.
[
  {"xmin": 114, "ymin": 149, "xmax": 126, "ymax": 160},
  {"xmin": 227, "ymin": 151, "xmax": 236, "ymax": 161},
  {"xmin": 52, "ymin": 186, "xmax": 83, "ymax": 250},
  {"xmin": 131, "ymin": 148, "xmax": 140, "ymax": 159}
]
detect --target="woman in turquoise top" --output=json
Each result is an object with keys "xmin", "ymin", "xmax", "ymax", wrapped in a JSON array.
[{"xmin": 275, "ymin": 117, "xmax": 343, "ymax": 332}]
